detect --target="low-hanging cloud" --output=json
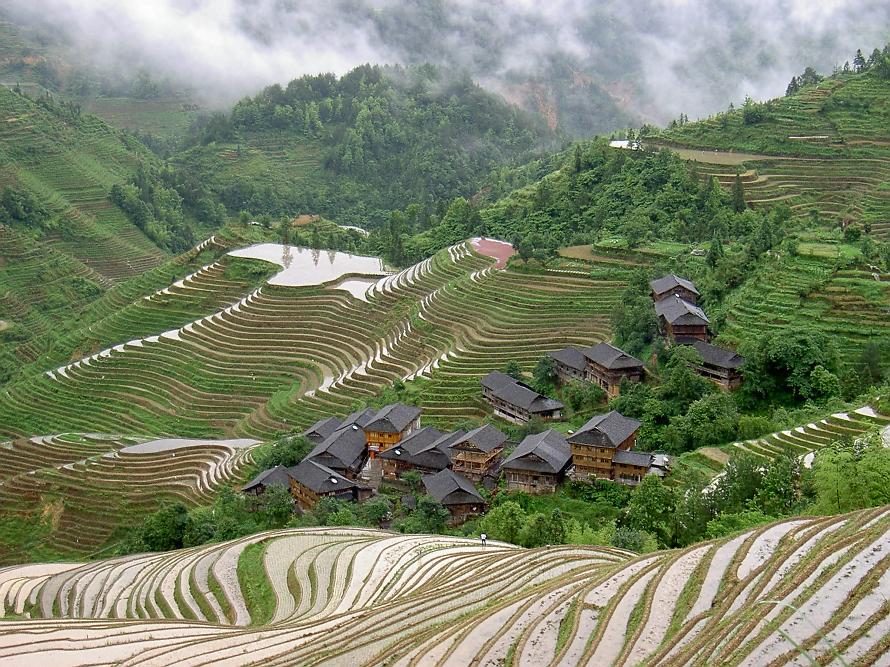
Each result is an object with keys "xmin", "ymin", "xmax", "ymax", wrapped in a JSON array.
[{"xmin": 4, "ymin": 0, "xmax": 889, "ymax": 126}]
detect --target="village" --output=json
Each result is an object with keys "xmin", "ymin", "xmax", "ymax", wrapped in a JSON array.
[{"xmin": 243, "ymin": 273, "xmax": 745, "ymax": 524}]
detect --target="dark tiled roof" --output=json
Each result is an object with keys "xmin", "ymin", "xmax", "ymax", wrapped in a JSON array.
[
  {"xmin": 655, "ymin": 296, "xmax": 709, "ymax": 326},
  {"xmin": 365, "ymin": 403, "xmax": 422, "ymax": 433},
  {"xmin": 287, "ymin": 460, "xmax": 358, "ymax": 494},
  {"xmin": 451, "ymin": 424, "xmax": 507, "ymax": 453},
  {"xmin": 549, "ymin": 347, "xmax": 588, "ymax": 372},
  {"xmin": 301, "ymin": 416, "xmax": 342, "ymax": 443},
  {"xmin": 613, "ymin": 450, "xmax": 653, "ymax": 468},
  {"xmin": 481, "ymin": 372, "xmax": 564, "ymax": 413},
  {"xmin": 422, "ymin": 469, "xmax": 484, "ymax": 506},
  {"xmin": 650, "ymin": 274, "xmax": 700, "ymax": 296},
  {"xmin": 503, "ymin": 429, "xmax": 571, "ymax": 474},
  {"xmin": 691, "ymin": 340, "xmax": 745, "ymax": 369},
  {"xmin": 378, "ymin": 427, "xmax": 455, "ymax": 471},
  {"xmin": 242, "ymin": 465, "xmax": 292, "ymax": 492},
  {"xmin": 305, "ymin": 424, "xmax": 368, "ymax": 474},
  {"xmin": 581, "ymin": 343, "xmax": 644, "ymax": 370},
  {"xmin": 568, "ymin": 411, "xmax": 641, "ymax": 449},
  {"xmin": 340, "ymin": 408, "xmax": 378, "ymax": 430}
]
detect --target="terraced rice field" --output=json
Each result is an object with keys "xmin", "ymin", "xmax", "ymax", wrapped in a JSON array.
[
  {"xmin": 0, "ymin": 433, "xmax": 257, "ymax": 563},
  {"xmin": 0, "ymin": 240, "xmax": 615, "ymax": 438},
  {"xmin": 0, "ymin": 87, "xmax": 168, "ymax": 282},
  {"xmin": 728, "ymin": 405, "xmax": 890, "ymax": 463},
  {"xmin": 703, "ymin": 156, "xmax": 890, "ymax": 239},
  {"xmin": 663, "ymin": 73, "xmax": 890, "ymax": 240},
  {"xmin": 2, "ymin": 509, "xmax": 889, "ymax": 665},
  {"xmin": 719, "ymin": 253, "xmax": 890, "ymax": 358}
]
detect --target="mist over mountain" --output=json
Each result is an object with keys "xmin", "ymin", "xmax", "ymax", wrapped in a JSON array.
[{"xmin": 3, "ymin": 0, "xmax": 889, "ymax": 133}]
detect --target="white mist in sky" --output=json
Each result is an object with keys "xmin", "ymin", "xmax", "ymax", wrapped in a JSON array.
[{"xmin": 5, "ymin": 0, "xmax": 889, "ymax": 122}]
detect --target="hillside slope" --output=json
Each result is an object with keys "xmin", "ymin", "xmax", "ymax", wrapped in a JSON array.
[
  {"xmin": 0, "ymin": 433, "xmax": 256, "ymax": 564},
  {"xmin": 173, "ymin": 65, "xmax": 558, "ymax": 228},
  {"xmin": 1, "ymin": 508, "xmax": 888, "ymax": 665},
  {"xmin": 0, "ymin": 236, "xmax": 611, "ymax": 439},
  {"xmin": 658, "ymin": 68, "xmax": 890, "ymax": 237},
  {"xmin": 0, "ymin": 87, "xmax": 168, "ymax": 279}
]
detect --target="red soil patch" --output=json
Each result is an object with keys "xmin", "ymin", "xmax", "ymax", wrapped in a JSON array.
[{"xmin": 471, "ymin": 237, "xmax": 515, "ymax": 269}]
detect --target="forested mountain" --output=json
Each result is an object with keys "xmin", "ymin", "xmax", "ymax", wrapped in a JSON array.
[{"xmin": 174, "ymin": 64, "xmax": 557, "ymax": 227}]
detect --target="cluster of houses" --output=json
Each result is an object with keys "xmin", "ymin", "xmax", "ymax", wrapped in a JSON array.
[
  {"xmin": 243, "ymin": 399, "xmax": 668, "ymax": 524},
  {"xmin": 649, "ymin": 274, "xmax": 745, "ymax": 389},
  {"xmin": 243, "ymin": 403, "xmax": 498, "ymax": 523},
  {"xmin": 241, "ymin": 274, "xmax": 740, "ymax": 525}
]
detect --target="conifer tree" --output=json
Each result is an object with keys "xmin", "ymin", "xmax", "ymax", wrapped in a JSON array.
[
  {"xmin": 853, "ymin": 49, "xmax": 867, "ymax": 72},
  {"xmin": 732, "ymin": 172, "xmax": 746, "ymax": 212},
  {"xmin": 707, "ymin": 233, "xmax": 724, "ymax": 267}
]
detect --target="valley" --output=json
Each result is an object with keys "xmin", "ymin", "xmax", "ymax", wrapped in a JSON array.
[{"xmin": 0, "ymin": 8, "xmax": 889, "ymax": 664}]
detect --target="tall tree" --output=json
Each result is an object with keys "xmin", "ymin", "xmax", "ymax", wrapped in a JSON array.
[
  {"xmin": 732, "ymin": 171, "xmax": 746, "ymax": 212},
  {"xmin": 853, "ymin": 49, "xmax": 867, "ymax": 73}
]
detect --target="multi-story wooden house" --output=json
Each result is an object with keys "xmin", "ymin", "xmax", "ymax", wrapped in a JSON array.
[
  {"xmin": 287, "ymin": 460, "xmax": 370, "ymax": 511},
  {"xmin": 378, "ymin": 427, "xmax": 464, "ymax": 480},
  {"xmin": 363, "ymin": 403, "xmax": 422, "ymax": 457},
  {"xmin": 304, "ymin": 421, "xmax": 369, "ymax": 479},
  {"xmin": 502, "ymin": 429, "xmax": 572, "ymax": 494},
  {"xmin": 650, "ymin": 274, "xmax": 700, "ymax": 304},
  {"xmin": 422, "ymin": 469, "xmax": 486, "ymax": 523},
  {"xmin": 689, "ymin": 340, "xmax": 745, "ymax": 389},
  {"xmin": 481, "ymin": 371, "xmax": 564, "ymax": 424},
  {"xmin": 567, "ymin": 411, "xmax": 642, "ymax": 482},
  {"xmin": 449, "ymin": 424, "xmax": 507, "ymax": 481},
  {"xmin": 549, "ymin": 343, "xmax": 644, "ymax": 397},
  {"xmin": 654, "ymin": 295, "xmax": 709, "ymax": 343}
]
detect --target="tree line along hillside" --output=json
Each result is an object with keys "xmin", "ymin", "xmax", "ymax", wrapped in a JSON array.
[{"xmin": 172, "ymin": 64, "xmax": 558, "ymax": 229}]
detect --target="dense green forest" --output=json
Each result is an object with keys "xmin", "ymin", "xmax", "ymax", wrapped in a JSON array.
[{"xmin": 173, "ymin": 64, "xmax": 557, "ymax": 228}]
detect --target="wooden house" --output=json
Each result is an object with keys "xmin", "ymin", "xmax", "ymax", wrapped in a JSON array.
[
  {"xmin": 300, "ymin": 416, "xmax": 342, "ymax": 445},
  {"xmin": 650, "ymin": 274, "xmax": 700, "ymax": 304},
  {"xmin": 363, "ymin": 403, "xmax": 422, "ymax": 457},
  {"xmin": 567, "ymin": 411, "xmax": 642, "ymax": 482},
  {"xmin": 287, "ymin": 460, "xmax": 370, "ymax": 511},
  {"xmin": 378, "ymin": 427, "xmax": 464, "ymax": 480},
  {"xmin": 611, "ymin": 450, "xmax": 654, "ymax": 486},
  {"xmin": 481, "ymin": 371, "xmax": 564, "ymax": 424},
  {"xmin": 689, "ymin": 340, "xmax": 745, "ymax": 390},
  {"xmin": 304, "ymin": 421, "xmax": 369, "ymax": 479},
  {"xmin": 502, "ymin": 429, "xmax": 572, "ymax": 494},
  {"xmin": 449, "ymin": 424, "xmax": 507, "ymax": 481},
  {"xmin": 422, "ymin": 469, "xmax": 485, "ymax": 523},
  {"xmin": 550, "ymin": 343, "xmax": 644, "ymax": 397},
  {"xmin": 242, "ymin": 465, "xmax": 292, "ymax": 496},
  {"xmin": 654, "ymin": 295, "xmax": 709, "ymax": 343}
]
